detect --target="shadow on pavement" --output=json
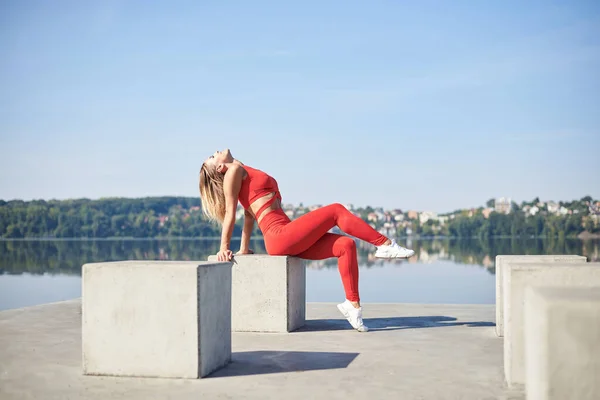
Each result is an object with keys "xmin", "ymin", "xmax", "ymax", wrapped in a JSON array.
[
  {"xmin": 208, "ymin": 350, "xmax": 359, "ymax": 377},
  {"xmin": 296, "ymin": 316, "xmax": 495, "ymax": 332}
]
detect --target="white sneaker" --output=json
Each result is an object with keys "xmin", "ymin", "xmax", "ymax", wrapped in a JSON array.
[
  {"xmin": 337, "ymin": 300, "xmax": 369, "ymax": 332},
  {"xmin": 375, "ymin": 239, "xmax": 415, "ymax": 259}
]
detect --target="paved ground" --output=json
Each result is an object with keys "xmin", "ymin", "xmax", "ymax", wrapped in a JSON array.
[{"xmin": 0, "ymin": 300, "xmax": 524, "ymax": 400}]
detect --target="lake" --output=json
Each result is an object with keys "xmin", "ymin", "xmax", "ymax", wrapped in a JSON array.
[{"xmin": 1, "ymin": 238, "xmax": 598, "ymax": 311}]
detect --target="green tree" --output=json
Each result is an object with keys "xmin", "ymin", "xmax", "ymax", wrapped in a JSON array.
[{"xmin": 5, "ymin": 224, "xmax": 23, "ymax": 238}]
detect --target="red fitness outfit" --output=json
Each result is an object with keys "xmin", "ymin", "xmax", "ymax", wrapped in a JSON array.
[{"xmin": 238, "ymin": 165, "xmax": 388, "ymax": 302}]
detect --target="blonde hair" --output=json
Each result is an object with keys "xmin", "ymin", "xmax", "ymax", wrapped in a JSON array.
[{"xmin": 199, "ymin": 163, "xmax": 226, "ymax": 224}]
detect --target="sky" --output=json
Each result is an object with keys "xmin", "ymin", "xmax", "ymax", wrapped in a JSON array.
[{"xmin": 1, "ymin": 1, "xmax": 599, "ymax": 213}]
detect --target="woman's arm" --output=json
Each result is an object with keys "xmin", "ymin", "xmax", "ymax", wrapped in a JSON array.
[
  {"xmin": 218, "ymin": 164, "xmax": 244, "ymax": 261},
  {"xmin": 238, "ymin": 209, "xmax": 255, "ymax": 254}
]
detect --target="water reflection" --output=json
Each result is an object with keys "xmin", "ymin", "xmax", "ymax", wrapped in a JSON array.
[{"xmin": 0, "ymin": 238, "xmax": 597, "ymax": 276}]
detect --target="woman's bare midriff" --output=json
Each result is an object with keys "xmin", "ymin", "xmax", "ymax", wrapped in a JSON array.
[{"xmin": 249, "ymin": 192, "xmax": 282, "ymax": 225}]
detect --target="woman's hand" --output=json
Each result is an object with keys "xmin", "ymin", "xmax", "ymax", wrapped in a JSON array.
[
  {"xmin": 216, "ymin": 249, "xmax": 233, "ymax": 261},
  {"xmin": 236, "ymin": 249, "xmax": 254, "ymax": 255}
]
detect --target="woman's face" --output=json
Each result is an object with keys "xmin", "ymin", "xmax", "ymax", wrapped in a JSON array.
[{"xmin": 204, "ymin": 148, "xmax": 233, "ymax": 168}]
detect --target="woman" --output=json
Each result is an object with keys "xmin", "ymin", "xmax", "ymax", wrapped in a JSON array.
[{"xmin": 199, "ymin": 148, "xmax": 414, "ymax": 332}]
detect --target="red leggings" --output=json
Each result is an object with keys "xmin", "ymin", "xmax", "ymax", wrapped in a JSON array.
[{"xmin": 258, "ymin": 203, "xmax": 388, "ymax": 302}]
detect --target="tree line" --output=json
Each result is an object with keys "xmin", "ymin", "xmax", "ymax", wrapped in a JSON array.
[
  {"xmin": 402, "ymin": 198, "xmax": 599, "ymax": 239},
  {"xmin": 0, "ymin": 196, "xmax": 598, "ymax": 239},
  {"xmin": 0, "ymin": 197, "xmax": 244, "ymax": 239}
]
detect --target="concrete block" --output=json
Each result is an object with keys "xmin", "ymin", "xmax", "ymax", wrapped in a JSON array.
[
  {"xmin": 495, "ymin": 255, "xmax": 586, "ymax": 337},
  {"xmin": 208, "ymin": 254, "xmax": 305, "ymax": 332},
  {"xmin": 82, "ymin": 260, "xmax": 232, "ymax": 379},
  {"xmin": 504, "ymin": 262, "xmax": 600, "ymax": 387},
  {"xmin": 525, "ymin": 286, "xmax": 600, "ymax": 400}
]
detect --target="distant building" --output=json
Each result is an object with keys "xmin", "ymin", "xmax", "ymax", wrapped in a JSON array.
[
  {"xmin": 495, "ymin": 197, "xmax": 511, "ymax": 214},
  {"xmin": 482, "ymin": 208, "xmax": 493, "ymax": 219},
  {"xmin": 407, "ymin": 210, "xmax": 419, "ymax": 220},
  {"xmin": 367, "ymin": 212, "xmax": 379, "ymax": 223},
  {"xmin": 419, "ymin": 211, "xmax": 438, "ymax": 224},
  {"xmin": 235, "ymin": 208, "xmax": 245, "ymax": 220},
  {"xmin": 394, "ymin": 214, "xmax": 405, "ymax": 222},
  {"xmin": 547, "ymin": 201, "xmax": 559, "ymax": 214},
  {"xmin": 529, "ymin": 206, "xmax": 539, "ymax": 216},
  {"xmin": 559, "ymin": 206, "xmax": 569, "ymax": 215}
]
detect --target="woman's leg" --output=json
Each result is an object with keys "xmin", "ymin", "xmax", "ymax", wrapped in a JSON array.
[
  {"xmin": 266, "ymin": 203, "xmax": 388, "ymax": 256},
  {"xmin": 295, "ymin": 233, "xmax": 360, "ymax": 302},
  {"xmin": 295, "ymin": 232, "xmax": 369, "ymax": 332}
]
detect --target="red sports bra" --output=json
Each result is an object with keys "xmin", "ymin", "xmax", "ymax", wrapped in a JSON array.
[{"xmin": 238, "ymin": 165, "xmax": 282, "ymax": 219}]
